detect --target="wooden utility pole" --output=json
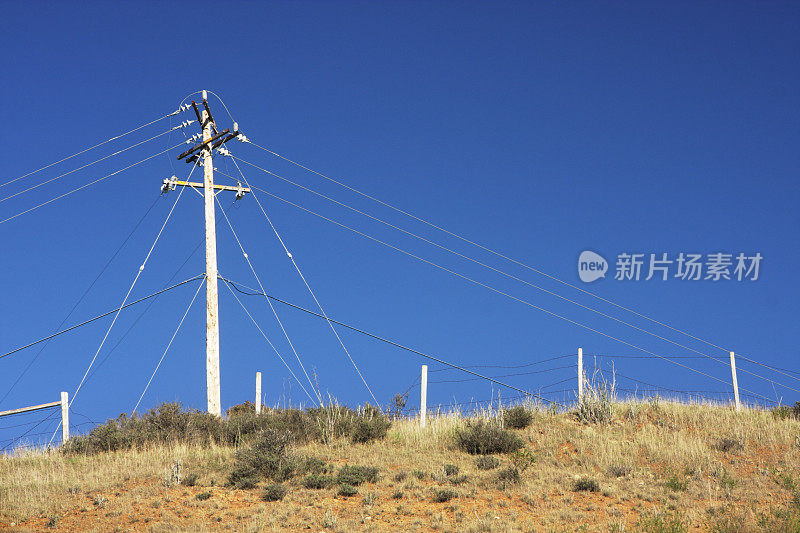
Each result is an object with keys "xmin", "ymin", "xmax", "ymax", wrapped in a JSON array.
[
  {"xmin": 730, "ymin": 351, "xmax": 741, "ymax": 411},
  {"xmin": 171, "ymin": 90, "xmax": 248, "ymax": 417},
  {"xmin": 420, "ymin": 364, "xmax": 428, "ymax": 428},
  {"xmin": 577, "ymin": 348, "xmax": 584, "ymax": 402},
  {"xmin": 202, "ymin": 91, "xmax": 222, "ymax": 418}
]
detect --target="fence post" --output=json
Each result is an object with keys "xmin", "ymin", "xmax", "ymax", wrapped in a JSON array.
[
  {"xmin": 730, "ymin": 351, "xmax": 741, "ymax": 411},
  {"xmin": 60, "ymin": 391, "xmax": 69, "ymax": 443},
  {"xmin": 255, "ymin": 372, "xmax": 262, "ymax": 415},
  {"xmin": 577, "ymin": 348, "xmax": 584, "ymax": 402},
  {"xmin": 420, "ymin": 365, "xmax": 428, "ymax": 428}
]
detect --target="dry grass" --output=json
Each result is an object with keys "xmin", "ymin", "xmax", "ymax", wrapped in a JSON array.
[{"xmin": 2, "ymin": 400, "xmax": 800, "ymax": 531}]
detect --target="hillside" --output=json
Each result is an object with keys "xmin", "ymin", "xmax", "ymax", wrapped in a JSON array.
[{"xmin": 1, "ymin": 400, "xmax": 799, "ymax": 532}]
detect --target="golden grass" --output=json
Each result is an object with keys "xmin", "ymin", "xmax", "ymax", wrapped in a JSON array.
[{"xmin": 1, "ymin": 400, "xmax": 799, "ymax": 531}]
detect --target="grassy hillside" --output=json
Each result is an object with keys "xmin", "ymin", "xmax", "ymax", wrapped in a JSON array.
[{"xmin": 1, "ymin": 399, "xmax": 800, "ymax": 532}]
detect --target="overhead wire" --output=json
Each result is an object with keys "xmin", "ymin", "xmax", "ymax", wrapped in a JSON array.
[
  {"xmin": 241, "ymin": 140, "xmax": 791, "ymax": 382},
  {"xmin": 47, "ymin": 163, "xmax": 193, "ymax": 445},
  {"xmin": 213, "ymin": 196, "xmax": 323, "ymax": 405},
  {"xmin": 220, "ymin": 277, "xmax": 321, "ymax": 407},
  {"xmin": 133, "ymin": 276, "xmax": 206, "ymax": 413},
  {"xmin": 0, "ymin": 143, "xmax": 185, "ymax": 226},
  {"xmin": 0, "ymin": 108, "xmax": 183, "ymax": 191},
  {"xmin": 232, "ymin": 184, "xmax": 775, "ymax": 404},
  {"xmin": 0, "ymin": 275, "xmax": 205, "ymax": 362},
  {"xmin": 227, "ymin": 156, "xmax": 379, "ymax": 407},
  {"xmin": 229, "ymin": 155, "xmax": 734, "ymax": 367},
  {"xmin": 227, "ymin": 157, "xmax": 800, "ymax": 393},
  {"xmin": 0, "ymin": 129, "xmax": 177, "ymax": 204},
  {"xmin": 220, "ymin": 276, "xmax": 560, "ymax": 406},
  {"xmin": 0, "ymin": 194, "xmax": 162, "ymax": 407}
]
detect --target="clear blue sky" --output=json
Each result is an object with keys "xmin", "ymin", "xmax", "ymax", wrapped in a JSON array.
[{"xmin": 1, "ymin": 1, "xmax": 798, "ymax": 446}]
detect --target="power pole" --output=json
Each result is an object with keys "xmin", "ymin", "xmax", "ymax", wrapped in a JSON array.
[
  {"xmin": 168, "ymin": 90, "xmax": 248, "ymax": 417},
  {"xmin": 202, "ymin": 93, "xmax": 221, "ymax": 417}
]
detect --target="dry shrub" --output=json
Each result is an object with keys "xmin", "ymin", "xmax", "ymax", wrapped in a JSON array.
[{"xmin": 454, "ymin": 420, "xmax": 524, "ymax": 455}]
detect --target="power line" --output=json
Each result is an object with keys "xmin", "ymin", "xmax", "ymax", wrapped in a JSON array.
[
  {"xmin": 0, "ymin": 194, "xmax": 162, "ymax": 407},
  {"xmin": 429, "ymin": 365, "xmax": 574, "ymax": 384},
  {"xmin": 0, "ymin": 143, "xmax": 185, "ymax": 226},
  {"xmin": 0, "ymin": 275, "xmax": 205, "ymax": 362},
  {"xmin": 133, "ymin": 276, "xmax": 206, "ymax": 413},
  {"xmin": 220, "ymin": 278, "xmax": 322, "ymax": 407},
  {"xmin": 221, "ymin": 276, "xmax": 560, "ymax": 406},
  {"xmin": 48, "ymin": 167, "xmax": 192, "ymax": 445},
  {"xmin": 225, "ymin": 160, "xmax": 800, "ymax": 394},
  {"xmin": 230, "ymin": 155, "xmax": 736, "ymax": 369},
  {"xmin": 234, "ymin": 186, "xmax": 776, "ymax": 403},
  {"xmin": 228, "ymin": 156, "xmax": 379, "ymax": 407},
  {"xmin": 213, "ymin": 196, "xmax": 323, "ymax": 405},
  {"xmin": 0, "ymin": 108, "xmax": 183, "ymax": 191},
  {"xmin": 0, "ymin": 129, "xmax": 176, "ymax": 205},
  {"xmin": 241, "ymin": 140, "xmax": 749, "ymax": 362}
]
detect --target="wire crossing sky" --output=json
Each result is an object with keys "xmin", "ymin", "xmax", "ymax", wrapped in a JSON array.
[{"xmin": 1, "ymin": 1, "xmax": 798, "ymax": 447}]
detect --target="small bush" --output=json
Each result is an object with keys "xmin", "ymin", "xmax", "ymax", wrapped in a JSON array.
[
  {"xmin": 443, "ymin": 464, "xmax": 459, "ymax": 477},
  {"xmin": 574, "ymin": 372, "xmax": 616, "ymax": 424},
  {"xmin": 449, "ymin": 474, "xmax": 469, "ymax": 486},
  {"xmin": 573, "ymin": 478, "xmax": 600, "ymax": 492},
  {"xmin": 475, "ymin": 456, "xmax": 500, "ymax": 470},
  {"xmin": 302, "ymin": 474, "xmax": 335, "ymax": 490},
  {"xmin": 393, "ymin": 471, "xmax": 408, "ymax": 482},
  {"xmin": 195, "ymin": 491, "xmax": 212, "ymax": 501},
  {"xmin": 413, "ymin": 470, "xmax": 427, "ymax": 480},
  {"xmin": 713, "ymin": 438, "xmax": 742, "ymax": 453},
  {"xmin": 665, "ymin": 475, "xmax": 689, "ymax": 492},
  {"xmin": 608, "ymin": 464, "xmax": 633, "ymax": 478},
  {"xmin": 337, "ymin": 484, "xmax": 358, "ymax": 497},
  {"xmin": 262, "ymin": 484, "xmax": 288, "ymax": 502},
  {"xmin": 498, "ymin": 467, "xmax": 521, "ymax": 484},
  {"xmin": 432, "ymin": 488, "xmax": 458, "ymax": 503},
  {"xmin": 772, "ymin": 402, "xmax": 800, "ymax": 421},
  {"xmin": 503, "ymin": 405, "xmax": 534, "ymax": 429},
  {"xmin": 227, "ymin": 428, "xmax": 301, "ymax": 489},
  {"xmin": 336, "ymin": 465, "xmax": 379, "ymax": 486},
  {"xmin": 454, "ymin": 420, "xmax": 524, "ymax": 455},
  {"xmin": 636, "ymin": 509, "xmax": 688, "ymax": 533},
  {"xmin": 181, "ymin": 473, "xmax": 199, "ymax": 487},
  {"xmin": 391, "ymin": 490, "xmax": 404, "ymax": 499}
]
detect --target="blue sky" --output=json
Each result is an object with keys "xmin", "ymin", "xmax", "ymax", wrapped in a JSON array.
[{"xmin": 1, "ymin": 1, "xmax": 798, "ymax": 447}]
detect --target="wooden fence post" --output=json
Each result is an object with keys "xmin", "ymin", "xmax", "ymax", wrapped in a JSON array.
[
  {"xmin": 578, "ymin": 348, "xmax": 584, "ymax": 402},
  {"xmin": 255, "ymin": 372, "xmax": 262, "ymax": 415},
  {"xmin": 420, "ymin": 365, "xmax": 428, "ymax": 428},
  {"xmin": 730, "ymin": 352, "xmax": 741, "ymax": 411},
  {"xmin": 61, "ymin": 391, "xmax": 69, "ymax": 443}
]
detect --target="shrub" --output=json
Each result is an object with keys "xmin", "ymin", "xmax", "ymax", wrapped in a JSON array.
[
  {"xmin": 454, "ymin": 420, "xmax": 524, "ymax": 455},
  {"xmin": 665, "ymin": 474, "xmax": 689, "ymax": 492},
  {"xmin": 413, "ymin": 470, "xmax": 427, "ymax": 480},
  {"xmin": 262, "ymin": 484, "xmax": 288, "ymax": 502},
  {"xmin": 337, "ymin": 484, "xmax": 358, "ymax": 497},
  {"xmin": 636, "ymin": 509, "xmax": 688, "ymax": 533},
  {"xmin": 449, "ymin": 474, "xmax": 469, "ymax": 486},
  {"xmin": 336, "ymin": 465, "xmax": 379, "ymax": 486},
  {"xmin": 713, "ymin": 438, "xmax": 742, "ymax": 453},
  {"xmin": 393, "ymin": 471, "xmax": 408, "ymax": 482},
  {"xmin": 443, "ymin": 464, "xmax": 459, "ymax": 477},
  {"xmin": 608, "ymin": 464, "xmax": 633, "ymax": 478},
  {"xmin": 475, "ymin": 456, "xmax": 500, "ymax": 470},
  {"xmin": 181, "ymin": 473, "xmax": 199, "ymax": 487},
  {"xmin": 432, "ymin": 488, "xmax": 458, "ymax": 503},
  {"xmin": 573, "ymin": 478, "xmax": 600, "ymax": 492},
  {"xmin": 392, "ymin": 490, "xmax": 404, "ymax": 499},
  {"xmin": 311, "ymin": 402, "xmax": 391, "ymax": 445},
  {"xmin": 503, "ymin": 405, "xmax": 534, "ymax": 429},
  {"xmin": 227, "ymin": 429, "xmax": 297, "ymax": 488},
  {"xmin": 772, "ymin": 402, "xmax": 800, "ymax": 421},
  {"xmin": 574, "ymin": 372, "xmax": 616, "ymax": 424},
  {"xmin": 195, "ymin": 491, "xmax": 212, "ymax": 501},
  {"xmin": 302, "ymin": 474, "xmax": 335, "ymax": 490},
  {"xmin": 498, "ymin": 467, "xmax": 521, "ymax": 484}
]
